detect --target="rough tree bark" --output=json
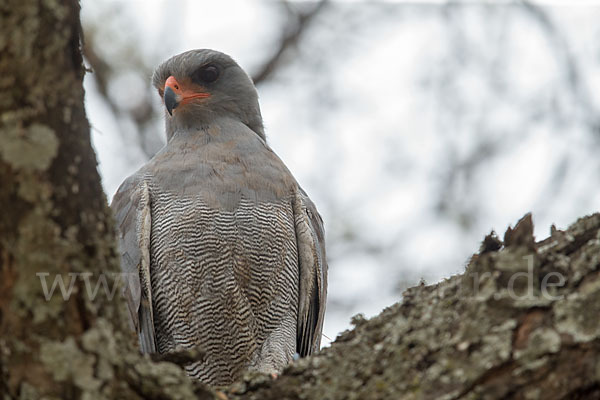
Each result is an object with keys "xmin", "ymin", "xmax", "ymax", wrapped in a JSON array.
[
  {"xmin": 2, "ymin": 2, "xmax": 600, "ymax": 400},
  {"xmin": 0, "ymin": 1, "xmax": 208, "ymax": 399},
  {"xmin": 225, "ymin": 213, "xmax": 600, "ymax": 400}
]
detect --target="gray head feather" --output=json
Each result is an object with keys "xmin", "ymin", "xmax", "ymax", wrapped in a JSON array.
[{"xmin": 152, "ymin": 49, "xmax": 265, "ymax": 141}]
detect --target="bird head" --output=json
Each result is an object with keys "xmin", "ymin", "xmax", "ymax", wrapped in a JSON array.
[{"xmin": 152, "ymin": 49, "xmax": 264, "ymax": 140}]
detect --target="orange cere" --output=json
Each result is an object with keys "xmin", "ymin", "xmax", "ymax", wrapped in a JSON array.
[{"xmin": 164, "ymin": 75, "xmax": 210, "ymax": 104}]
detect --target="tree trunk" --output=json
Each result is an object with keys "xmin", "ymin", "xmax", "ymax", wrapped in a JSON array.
[
  {"xmin": 2, "ymin": 2, "xmax": 600, "ymax": 400},
  {"xmin": 0, "ymin": 1, "xmax": 206, "ymax": 398}
]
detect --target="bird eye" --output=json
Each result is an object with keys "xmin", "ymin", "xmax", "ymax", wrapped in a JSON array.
[{"xmin": 194, "ymin": 64, "xmax": 220, "ymax": 84}]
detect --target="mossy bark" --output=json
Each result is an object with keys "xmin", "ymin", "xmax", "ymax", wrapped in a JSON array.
[
  {"xmin": 0, "ymin": 1, "xmax": 208, "ymax": 398},
  {"xmin": 224, "ymin": 214, "xmax": 600, "ymax": 400},
  {"xmin": 2, "ymin": 2, "xmax": 600, "ymax": 400}
]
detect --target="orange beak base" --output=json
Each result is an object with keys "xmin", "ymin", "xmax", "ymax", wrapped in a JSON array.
[{"xmin": 163, "ymin": 76, "xmax": 210, "ymax": 115}]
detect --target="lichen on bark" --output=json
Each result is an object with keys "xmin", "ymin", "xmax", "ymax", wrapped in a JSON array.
[
  {"xmin": 3, "ymin": 1, "xmax": 600, "ymax": 399},
  {"xmin": 224, "ymin": 214, "xmax": 600, "ymax": 400},
  {"xmin": 0, "ymin": 1, "xmax": 207, "ymax": 398}
]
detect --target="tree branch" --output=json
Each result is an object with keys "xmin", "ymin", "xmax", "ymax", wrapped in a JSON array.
[
  {"xmin": 252, "ymin": 0, "xmax": 328, "ymax": 85},
  {"xmin": 225, "ymin": 213, "xmax": 600, "ymax": 399}
]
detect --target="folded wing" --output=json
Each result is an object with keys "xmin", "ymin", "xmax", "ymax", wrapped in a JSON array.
[
  {"xmin": 294, "ymin": 188, "xmax": 328, "ymax": 357},
  {"xmin": 111, "ymin": 176, "xmax": 157, "ymax": 353}
]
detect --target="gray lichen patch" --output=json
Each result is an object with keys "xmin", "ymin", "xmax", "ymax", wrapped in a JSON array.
[
  {"xmin": 469, "ymin": 319, "xmax": 516, "ymax": 370},
  {"xmin": 17, "ymin": 382, "xmax": 39, "ymax": 400},
  {"xmin": 129, "ymin": 360, "xmax": 197, "ymax": 399},
  {"xmin": 39, "ymin": 336, "xmax": 102, "ymax": 391},
  {"xmin": 0, "ymin": 122, "xmax": 59, "ymax": 171},
  {"xmin": 9, "ymin": 198, "xmax": 93, "ymax": 329},
  {"xmin": 81, "ymin": 318, "xmax": 119, "ymax": 361},
  {"xmin": 17, "ymin": 171, "xmax": 54, "ymax": 203},
  {"xmin": 494, "ymin": 249, "xmax": 536, "ymax": 274},
  {"xmin": 553, "ymin": 278, "xmax": 600, "ymax": 342},
  {"xmin": 513, "ymin": 327, "xmax": 561, "ymax": 361}
]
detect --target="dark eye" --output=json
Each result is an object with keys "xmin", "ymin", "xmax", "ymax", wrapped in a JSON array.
[{"xmin": 194, "ymin": 64, "xmax": 220, "ymax": 84}]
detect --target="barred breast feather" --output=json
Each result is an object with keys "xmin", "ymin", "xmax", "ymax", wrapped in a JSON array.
[{"xmin": 111, "ymin": 118, "xmax": 327, "ymax": 385}]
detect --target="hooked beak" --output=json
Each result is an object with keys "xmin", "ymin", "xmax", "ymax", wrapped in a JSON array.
[
  {"xmin": 163, "ymin": 75, "xmax": 210, "ymax": 116},
  {"xmin": 164, "ymin": 86, "xmax": 179, "ymax": 116}
]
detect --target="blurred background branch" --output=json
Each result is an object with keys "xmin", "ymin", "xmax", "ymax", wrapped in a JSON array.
[
  {"xmin": 252, "ymin": 0, "xmax": 328, "ymax": 85},
  {"xmin": 81, "ymin": 1, "xmax": 600, "ymax": 343}
]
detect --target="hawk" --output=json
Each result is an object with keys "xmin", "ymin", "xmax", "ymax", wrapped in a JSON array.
[{"xmin": 110, "ymin": 49, "xmax": 327, "ymax": 385}]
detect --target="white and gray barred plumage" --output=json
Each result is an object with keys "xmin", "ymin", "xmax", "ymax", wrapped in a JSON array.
[{"xmin": 111, "ymin": 49, "xmax": 327, "ymax": 386}]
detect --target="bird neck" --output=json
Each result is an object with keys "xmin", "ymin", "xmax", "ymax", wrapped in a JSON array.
[
  {"xmin": 165, "ymin": 108, "xmax": 265, "ymax": 143},
  {"xmin": 166, "ymin": 115, "xmax": 266, "ymax": 145}
]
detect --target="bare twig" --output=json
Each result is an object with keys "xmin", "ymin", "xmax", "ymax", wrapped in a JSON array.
[
  {"xmin": 252, "ymin": 0, "xmax": 328, "ymax": 85},
  {"xmin": 521, "ymin": 1, "xmax": 600, "ymax": 135},
  {"xmin": 83, "ymin": 29, "xmax": 160, "ymax": 159}
]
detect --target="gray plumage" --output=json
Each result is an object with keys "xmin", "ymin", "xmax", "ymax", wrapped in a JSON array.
[{"xmin": 111, "ymin": 49, "xmax": 327, "ymax": 385}]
